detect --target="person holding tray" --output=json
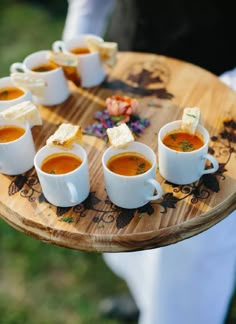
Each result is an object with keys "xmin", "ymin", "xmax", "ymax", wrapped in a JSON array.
[
  {"xmin": 63, "ymin": 0, "xmax": 236, "ymax": 74},
  {"xmin": 62, "ymin": 1, "xmax": 236, "ymax": 323}
]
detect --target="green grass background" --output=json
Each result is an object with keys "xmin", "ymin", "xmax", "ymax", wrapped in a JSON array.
[{"xmin": 0, "ymin": 1, "xmax": 236, "ymax": 323}]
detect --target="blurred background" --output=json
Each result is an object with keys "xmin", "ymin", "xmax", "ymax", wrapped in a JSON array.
[{"xmin": 0, "ymin": 1, "xmax": 236, "ymax": 323}]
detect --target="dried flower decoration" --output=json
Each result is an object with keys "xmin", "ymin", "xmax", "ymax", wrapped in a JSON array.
[
  {"xmin": 83, "ymin": 95, "xmax": 150, "ymax": 142},
  {"xmin": 106, "ymin": 95, "xmax": 138, "ymax": 123}
]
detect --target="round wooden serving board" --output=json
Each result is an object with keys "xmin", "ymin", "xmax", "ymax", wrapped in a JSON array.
[{"xmin": 0, "ymin": 52, "xmax": 235, "ymax": 252}]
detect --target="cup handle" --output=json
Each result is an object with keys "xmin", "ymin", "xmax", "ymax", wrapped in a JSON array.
[
  {"xmin": 201, "ymin": 153, "xmax": 219, "ymax": 175},
  {"xmin": 66, "ymin": 182, "xmax": 79, "ymax": 204},
  {"xmin": 52, "ymin": 40, "xmax": 66, "ymax": 52},
  {"xmin": 10, "ymin": 62, "xmax": 26, "ymax": 73},
  {"xmin": 145, "ymin": 178, "xmax": 162, "ymax": 201}
]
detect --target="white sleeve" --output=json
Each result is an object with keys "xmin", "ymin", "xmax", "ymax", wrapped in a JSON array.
[
  {"xmin": 219, "ymin": 67, "xmax": 236, "ymax": 91},
  {"xmin": 62, "ymin": 0, "xmax": 116, "ymax": 41}
]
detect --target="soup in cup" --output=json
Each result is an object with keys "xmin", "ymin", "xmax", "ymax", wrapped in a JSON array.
[
  {"xmin": 34, "ymin": 144, "xmax": 90, "ymax": 207},
  {"xmin": 158, "ymin": 120, "xmax": 219, "ymax": 184},
  {"xmin": 102, "ymin": 141, "xmax": 162, "ymax": 209},
  {"xmin": 10, "ymin": 50, "xmax": 70, "ymax": 106},
  {"xmin": 0, "ymin": 76, "xmax": 32, "ymax": 112},
  {"xmin": 52, "ymin": 34, "xmax": 106, "ymax": 88},
  {"xmin": 0, "ymin": 119, "xmax": 36, "ymax": 175}
]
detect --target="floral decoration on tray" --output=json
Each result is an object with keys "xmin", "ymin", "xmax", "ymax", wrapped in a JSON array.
[{"xmin": 83, "ymin": 95, "xmax": 150, "ymax": 142}]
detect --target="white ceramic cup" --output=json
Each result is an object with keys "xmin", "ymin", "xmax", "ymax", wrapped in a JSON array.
[
  {"xmin": 34, "ymin": 144, "xmax": 90, "ymax": 207},
  {"xmin": 0, "ymin": 76, "xmax": 32, "ymax": 112},
  {"xmin": 0, "ymin": 120, "xmax": 36, "ymax": 175},
  {"xmin": 102, "ymin": 141, "xmax": 162, "ymax": 209},
  {"xmin": 52, "ymin": 34, "xmax": 106, "ymax": 88},
  {"xmin": 158, "ymin": 120, "xmax": 219, "ymax": 185},
  {"xmin": 10, "ymin": 50, "xmax": 70, "ymax": 106}
]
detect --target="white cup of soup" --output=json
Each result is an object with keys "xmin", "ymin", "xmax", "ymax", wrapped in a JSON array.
[
  {"xmin": 10, "ymin": 50, "xmax": 70, "ymax": 106},
  {"xmin": 34, "ymin": 144, "xmax": 90, "ymax": 207},
  {"xmin": 0, "ymin": 119, "xmax": 36, "ymax": 175},
  {"xmin": 158, "ymin": 120, "xmax": 219, "ymax": 185},
  {"xmin": 52, "ymin": 34, "xmax": 106, "ymax": 88},
  {"xmin": 102, "ymin": 141, "xmax": 162, "ymax": 209},
  {"xmin": 0, "ymin": 76, "xmax": 32, "ymax": 112}
]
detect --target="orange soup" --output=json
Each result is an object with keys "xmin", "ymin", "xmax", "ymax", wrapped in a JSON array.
[
  {"xmin": 32, "ymin": 63, "xmax": 57, "ymax": 72},
  {"xmin": 70, "ymin": 47, "xmax": 90, "ymax": 55},
  {"xmin": 162, "ymin": 130, "xmax": 204, "ymax": 152},
  {"xmin": 41, "ymin": 153, "xmax": 82, "ymax": 175},
  {"xmin": 0, "ymin": 125, "xmax": 25, "ymax": 143},
  {"xmin": 0, "ymin": 87, "xmax": 24, "ymax": 100},
  {"xmin": 107, "ymin": 152, "xmax": 152, "ymax": 176}
]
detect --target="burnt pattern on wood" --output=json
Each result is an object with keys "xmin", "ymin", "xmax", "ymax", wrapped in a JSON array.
[
  {"xmin": 8, "ymin": 170, "xmax": 40, "ymax": 202},
  {"xmin": 7, "ymin": 119, "xmax": 235, "ymax": 229},
  {"xmin": 103, "ymin": 59, "xmax": 173, "ymax": 99}
]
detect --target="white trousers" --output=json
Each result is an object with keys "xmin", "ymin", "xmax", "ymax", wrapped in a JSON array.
[{"xmin": 104, "ymin": 210, "xmax": 236, "ymax": 324}]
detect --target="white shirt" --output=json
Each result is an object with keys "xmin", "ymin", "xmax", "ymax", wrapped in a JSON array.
[{"xmin": 63, "ymin": 0, "xmax": 116, "ymax": 41}]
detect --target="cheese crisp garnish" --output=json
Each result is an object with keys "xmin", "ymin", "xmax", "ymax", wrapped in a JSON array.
[
  {"xmin": 11, "ymin": 72, "xmax": 47, "ymax": 98},
  {"xmin": 85, "ymin": 36, "xmax": 118, "ymax": 67},
  {"xmin": 48, "ymin": 51, "xmax": 78, "ymax": 67},
  {"xmin": 107, "ymin": 123, "xmax": 134, "ymax": 148},
  {"xmin": 0, "ymin": 100, "xmax": 42, "ymax": 127},
  {"xmin": 46, "ymin": 123, "xmax": 82, "ymax": 149},
  {"xmin": 181, "ymin": 107, "xmax": 201, "ymax": 134}
]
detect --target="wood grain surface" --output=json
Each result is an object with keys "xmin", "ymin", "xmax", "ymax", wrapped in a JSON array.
[{"xmin": 0, "ymin": 52, "xmax": 235, "ymax": 252}]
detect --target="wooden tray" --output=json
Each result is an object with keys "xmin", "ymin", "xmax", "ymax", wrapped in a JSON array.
[{"xmin": 0, "ymin": 52, "xmax": 235, "ymax": 252}]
